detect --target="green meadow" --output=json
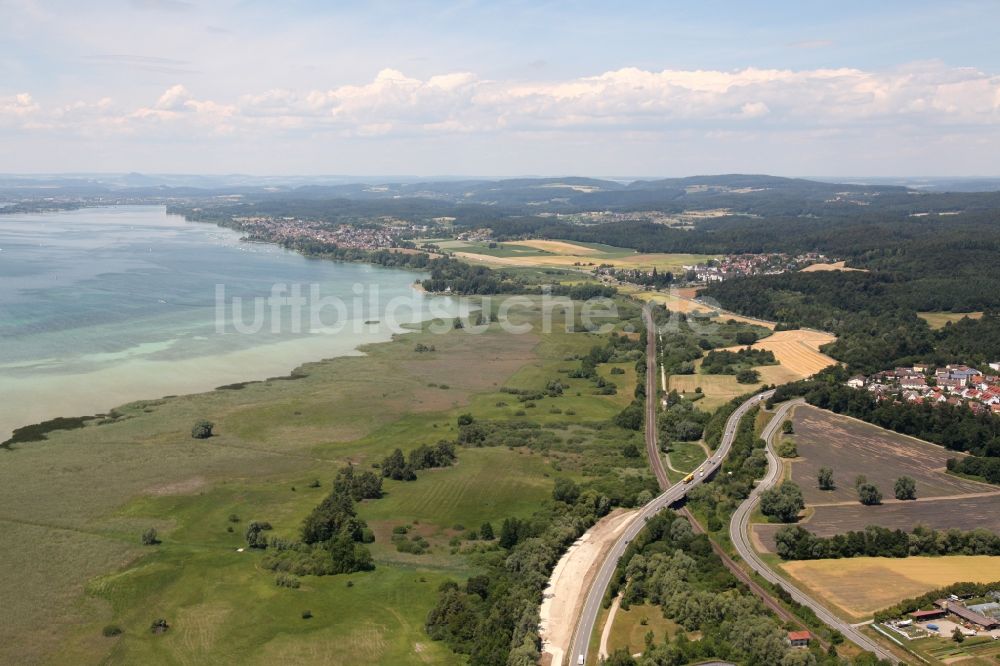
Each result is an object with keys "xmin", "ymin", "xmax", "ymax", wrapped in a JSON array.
[{"xmin": 0, "ymin": 297, "xmax": 650, "ymax": 664}]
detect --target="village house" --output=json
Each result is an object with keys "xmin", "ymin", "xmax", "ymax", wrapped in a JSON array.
[{"xmin": 850, "ymin": 363, "xmax": 1000, "ymax": 414}]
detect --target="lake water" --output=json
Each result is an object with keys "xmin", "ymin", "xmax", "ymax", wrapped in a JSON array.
[{"xmin": 0, "ymin": 206, "xmax": 458, "ymax": 442}]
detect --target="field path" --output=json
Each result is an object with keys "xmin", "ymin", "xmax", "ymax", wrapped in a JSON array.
[{"xmin": 598, "ymin": 594, "xmax": 621, "ymax": 660}]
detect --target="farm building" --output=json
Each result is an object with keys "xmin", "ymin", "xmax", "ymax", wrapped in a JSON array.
[
  {"xmin": 910, "ymin": 608, "xmax": 946, "ymax": 621},
  {"xmin": 787, "ymin": 631, "xmax": 811, "ymax": 648},
  {"xmin": 934, "ymin": 599, "xmax": 1000, "ymax": 629}
]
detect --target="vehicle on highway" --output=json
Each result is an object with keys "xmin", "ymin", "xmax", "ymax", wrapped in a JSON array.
[{"xmin": 682, "ymin": 473, "xmax": 694, "ymax": 483}]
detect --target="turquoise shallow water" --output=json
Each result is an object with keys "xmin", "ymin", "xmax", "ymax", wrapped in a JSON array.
[{"xmin": 0, "ymin": 206, "xmax": 455, "ymax": 441}]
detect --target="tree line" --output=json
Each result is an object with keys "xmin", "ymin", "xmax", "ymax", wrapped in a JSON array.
[{"xmin": 774, "ymin": 524, "xmax": 1000, "ymax": 561}]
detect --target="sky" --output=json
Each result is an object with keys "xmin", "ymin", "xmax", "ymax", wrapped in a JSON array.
[{"xmin": 2, "ymin": 0, "xmax": 1000, "ymax": 177}]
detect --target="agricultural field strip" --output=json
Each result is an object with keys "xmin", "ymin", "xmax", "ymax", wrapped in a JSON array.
[
  {"xmin": 787, "ymin": 405, "xmax": 994, "ymax": 507},
  {"xmin": 730, "ymin": 398, "xmax": 900, "ymax": 663},
  {"xmin": 567, "ymin": 380, "xmax": 775, "ymax": 666},
  {"xmin": 779, "ymin": 556, "xmax": 1000, "ymax": 619}
]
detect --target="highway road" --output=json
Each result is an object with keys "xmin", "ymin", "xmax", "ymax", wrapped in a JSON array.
[
  {"xmin": 566, "ymin": 310, "xmax": 774, "ymax": 665},
  {"xmin": 729, "ymin": 399, "xmax": 901, "ymax": 664}
]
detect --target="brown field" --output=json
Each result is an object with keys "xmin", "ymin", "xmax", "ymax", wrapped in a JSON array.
[
  {"xmin": 755, "ymin": 494, "xmax": 1000, "ymax": 551},
  {"xmin": 788, "ymin": 405, "xmax": 992, "ymax": 505},
  {"xmin": 453, "ymin": 250, "xmax": 714, "ymax": 274},
  {"xmin": 754, "ymin": 405, "xmax": 1000, "ymax": 552},
  {"xmin": 510, "ymin": 239, "xmax": 602, "ymax": 255},
  {"xmin": 723, "ymin": 330, "xmax": 836, "ymax": 378},
  {"xmin": 635, "ymin": 291, "xmax": 774, "ymax": 329},
  {"xmin": 917, "ymin": 311, "xmax": 984, "ymax": 329},
  {"xmin": 780, "ymin": 556, "xmax": 1000, "ymax": 619},
  {"xmin": 800, "ymin": 261, "xmax": 867, "ymax": 273}
]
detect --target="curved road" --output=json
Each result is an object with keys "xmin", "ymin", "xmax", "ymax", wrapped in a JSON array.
[
  {"xmin": 729, "ymin": 399, "xmax": 900, "ymax": 664},
  {"xmin": 566, "ymin": 313, "xmax": 773, "ymax": 666}
]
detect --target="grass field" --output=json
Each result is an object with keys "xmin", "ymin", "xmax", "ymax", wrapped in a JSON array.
[
  {"xmin": 917, "ymin": 311, "xmax": 984, "ymax": 329},
  {"xmin": 780, "ymin": 556, "xmax": 1000, "ymax": 620},
  {"xmin": 605, "ymin": 603, "xmax": 681, "ymax": 656},
  {"xmin": 667, "ymin": 441, "xmax": 707, "ymax": 474},
  {"xmin": 0, "ymin": 297, "xmax": 650, "ymax": 664}
]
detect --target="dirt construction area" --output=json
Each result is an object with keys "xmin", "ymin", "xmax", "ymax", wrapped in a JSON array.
[{"xmin": 540, "ymin": 508, "xmax": 638, "ymax": 666}]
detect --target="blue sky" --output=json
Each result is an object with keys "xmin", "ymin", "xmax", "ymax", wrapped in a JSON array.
[{"xmin": 2, "ymin": 0, "xmax": 999, "ymax": 176}]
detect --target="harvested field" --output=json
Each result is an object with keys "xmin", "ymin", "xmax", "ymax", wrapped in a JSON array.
[
  {"xmin": 635, "ymin": 291, "xmax": 774, "ymax": 329},
  {"xmin": 800, "ymin": 261, "xmax": 866, "ymax": 273},
  {"xmin": 669, "ymin": 362, "xmax": 800, "ymax": 411},
  {"xmin": 510, "ymin": 239, "xmax": 603, "ymax": 255},
  {"xmin": 755, "ymin": 494, "xmax": 1000, "ymax": 552},
  {"xmin": 723, "ymin": 330, "xmax": 835, "ymax": 378},
  {"xmin": 788, "ymin": 405, "xmax": 992, "ymax": 505},
  {"xmin": 917, "ymin": 311, "xmax": 984, "ymax": 329},
  {"xmin": 452, "ymin": 244, "xmax": 715, "ymax": 274},
  {"xmin": 780, "ymin": 556, "xmax": 1000, "ymax": 619}
]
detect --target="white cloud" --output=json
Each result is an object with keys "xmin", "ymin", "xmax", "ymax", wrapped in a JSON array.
[
  {"xmin": 740, "ymin": 102, "xmax": 770, "ymax": 118},
  {"xmin": 155, "ymin": 84, "xmax": 192, "ymax": 110},
  {"xmin": 5, "ymin": 62, "xmax": 1000, "ymax": 142},
  {"xmin": 0, "ymin": 92, "xmax": 39, "ymax": 116}
]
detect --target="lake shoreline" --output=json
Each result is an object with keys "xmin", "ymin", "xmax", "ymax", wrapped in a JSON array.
[
  {"xmin": 0, "ymin": 205, "xmax": 456, "ymax": 445},
  {"xmin": 1, "ymin": 321, "xmax": 431, "ymax": 447}
]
